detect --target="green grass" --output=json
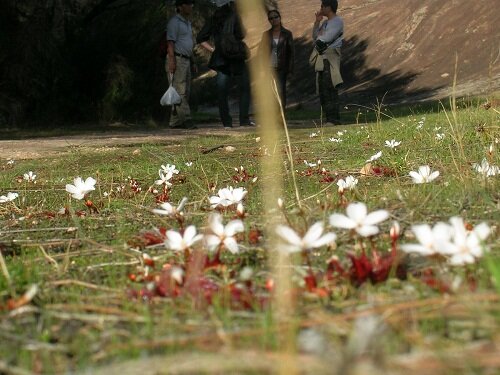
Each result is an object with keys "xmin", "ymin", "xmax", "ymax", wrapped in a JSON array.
[{"xmin": 0, "ymin": 101, "xmax": 499, "ymax": 374}]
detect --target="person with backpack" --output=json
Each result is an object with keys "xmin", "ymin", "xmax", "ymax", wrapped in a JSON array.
[
  {"xmin": 312, "ymin": 0, "xmax": 344, "ymax": 125},
  {"xmin": 258, "ymin": 9, "xmax": 294, "ymax": 109},
  {"xmin": 166, "ymin": 0, "xmax": 197, "ymax": 129},
  {"xmin": 196, "ymin": 0, "xmax": 253, "ymax": 128}
]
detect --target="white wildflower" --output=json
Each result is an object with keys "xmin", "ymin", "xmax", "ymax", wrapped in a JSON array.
[
  {"xmin": 23, "ymin": 171, "xmax": 36, "ymax": 183},
  {"xmin": 329, "ymin": 202, "xmax": 389, "ymax": 237},
  {"xmin": 366, "ymin": 151, "xmax": 382, "ymax": 163},
  {"xmin": 0, "ymin": 192, "xmax": 19, "ymax": 203},
  {"xmin": 164, "ymin": 226, "xmax": 203, "ymax": 252},
  {"xmin": 160, "ymin": 164, "xmax": 179, "ymax": 175},
  {"xmin": 204, "ymin": 213, "xmax": 245, "ymax": 254},
  {"xmin": 65, "ymin": 177, "xmax": 96, "ymax": 200},
  {"xmin": 337, "ymin": 175, "xmax": 358, "ymax": 191},
  {"xmin": 276, "ymin": 222, "xmax": 336, "ymax": 253},
  {"xmin": 409, "ymin": 165, "xmax": 440, "ymax": 184},
  {"xmin": 209, "ymin": 186, "xmax": 247, "ymax": 208},
  {"xmin": 384, "ymin": 140, "xmax": 401, "ymax": 149},
  {"xmin": 472, "ymin": 158, "xmax": 499, "ymax": 177}
]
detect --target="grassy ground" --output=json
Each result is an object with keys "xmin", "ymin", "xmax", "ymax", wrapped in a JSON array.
[{"xmin": 0, "ymin": 100, "xmax": 499, "ymax": 374}]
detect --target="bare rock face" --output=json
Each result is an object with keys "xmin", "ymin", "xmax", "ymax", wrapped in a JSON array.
[{"xmin": 273, "ymin": 0, "xmax": 500, "ymax": 102}]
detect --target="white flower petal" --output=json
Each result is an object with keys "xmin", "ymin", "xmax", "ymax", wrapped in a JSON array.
[
  {"xmin": 474, "ymin": 222, "xmax": 491, "ymax": 241},
  {"xmin": 183, "ymin": 226, "xmax": 199, "ymax": 244},
  {"xmin": 302, "ymin": 222, "xmax": 325, "ymax": 246},
  {"xmin": 329, "ymin": 213, "xmax": 356, "ymax": 229},
  {"xmin": 364, "ymin": 210, "xmax": 389, "ymax": 225},
  {"xmin": 346, "ymin": 202, "xmax": 367, "ymax": 223},
  {"xmin": 165, "ymin": 231, "xmax": 184, "ymax": 251},
  {"xmin": 204, "ymin": 234, "xmax": 222, "ymax": 251},
  {"xmin": 223, "ymin": 237, "xmax": 239, "ymax": 254},
  {"xmin": 275, "ymin": 225, "xmax": 302, "ymax": 246},
  {"xmin": 400, "ymin": 244, "xmax": 433, "ymax": 255},
  {"xmin": 411, "ymin": 224, "xmax": 433, "ymax": 246},
  {"xmin": 356, "ymin": 225, "xmax": 379, "ymax": 237},
  {"xmin": 310, "ymin": 232, "xmax": 337, "ymax": 248},
  {"xmin": 224, "ymin": 220, "xmax": 244, "ymax": 237},
  {"xmin": 208, "ymin": 213, "xmax": 224, "ymax": 236},
  {"xmin": 409, "ymin": 171, "xmax": 423, "ymax": 183},
  {"xmin": 428, "ymin": 171, "xmax": 440, "ymax": 181}
]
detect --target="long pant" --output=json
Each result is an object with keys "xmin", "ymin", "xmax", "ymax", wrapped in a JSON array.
[
  {"xmin": 273, "ymin": 69, "xmax": 288, "ymax": 109},
  {"xmin": 318, "ymin": 60, "xmax": 340, "ymax": 123},
  {"xmin": 216, "ymin": 68, "xmax": 250, "ymax": 127},
  {"xmin": 166, "ymin": 55, "xmax": 191, "ymax": 127}
]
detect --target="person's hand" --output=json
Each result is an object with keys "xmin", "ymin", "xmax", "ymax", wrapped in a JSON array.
[
  {"xmin": 168, "ymin": 58, "xmax": 176, "ymax": 74},
  {"xmin": 315, "ymin": 11, "xmax": 323, "ymax": 23}
]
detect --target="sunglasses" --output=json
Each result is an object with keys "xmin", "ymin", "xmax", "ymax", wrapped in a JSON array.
[{"xmin": 268, "ymin": 15, "xmax": 280, "ymax": 20}]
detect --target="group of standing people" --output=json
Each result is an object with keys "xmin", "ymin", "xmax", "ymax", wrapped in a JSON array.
[{"xmin": 165, "ymin": 0, "xmax": 343, "ymax": 129}]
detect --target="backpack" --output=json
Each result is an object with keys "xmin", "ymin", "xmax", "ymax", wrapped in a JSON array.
[{"xmin": 219, "ymin": 14, "xmax": 249, "ymax": 60}]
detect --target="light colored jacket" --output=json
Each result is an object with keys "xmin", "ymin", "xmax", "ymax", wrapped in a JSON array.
[{"xmin": 310, "ymin": 47, "xmax": 343, "ymax": 93}]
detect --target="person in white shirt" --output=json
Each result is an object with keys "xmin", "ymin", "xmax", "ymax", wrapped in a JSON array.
[
  {"xmin": 166, "ymin": 0, "xmax": 197, "ymax": 129},
  {"xmin": 312, "ymin": 0, "xmax": 344, "ymax": 125}
]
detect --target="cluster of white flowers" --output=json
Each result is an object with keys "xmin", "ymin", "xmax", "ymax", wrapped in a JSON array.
[
  {"xmin": 401, "ymin": 217, "xmax": 491, "ymax": 265},
  {"xmin": 209, "ymin": 186, "xmax": 247, "ymax": 208},
  {"xmin": 304, "ymin": 160, "xmax": 320, "ymax": 168},
  {"xmin": 23, "ymin": 171, "xmax": 36, "ymax": 183},
  {"xmin": 384, "ymin": 139, "xmax": 401, "ymax": 149},
  {"xmin": 416, "ymin": 117, "xmax": 425, "ymax": 130},
  {"xmin": 155, "ymin": 170, "xmax": 174, "ymax": 186},
  {"xmin": 472, "ymin": 158, "xmax": 499, "ymax": 177},
  {"xmin": 329, "ymin": 137, "xmax": 343, "ymax": 143},
  {"xmin": 328, "ymin": 130, "xmax": 347, "ymax": 142},
  {"xmin": 162, "ymin": 213, "xmax": 245, "ymax": 254},
  {"xmin": 154, "ymin": 164, "xmax": 180, "ymax": 186},
  {"xmin": 435, "ymin": 133, "xmax": 445, "ymax": 141},
  {"xmin": 337, "ymin": 175, "xmax": 358, "ymax": 192},
  {"xmin": 309, "ymin": 132, "xmax": 319, "ymax": 138},
  {"xmin": 0, "ymin": 192, "xmax": 19, "ymax": 203},
  {"xmin": 276, "ymin": 202, "xmax": 390, "ymax": 253},
  {"xmin": 160, "ymin": 164, "xmax": 179, "ymax": 175}
]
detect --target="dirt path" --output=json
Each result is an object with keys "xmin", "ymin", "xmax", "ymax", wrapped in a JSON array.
[{"xmin": 0, "ymin": 125, "xmax": 258, "ymax": 160}]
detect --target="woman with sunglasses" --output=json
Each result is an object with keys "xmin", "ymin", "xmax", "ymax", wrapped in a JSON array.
[{"xmin": 258, "ymin": 9, "xmax": 294, "ymax": 109}]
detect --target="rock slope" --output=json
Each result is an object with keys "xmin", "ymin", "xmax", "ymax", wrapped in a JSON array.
[{"xmin": 261, "ymin": 0, "xmax": 500, "ymax": 102}]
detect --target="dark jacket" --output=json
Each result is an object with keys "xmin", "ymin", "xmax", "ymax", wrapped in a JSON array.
[
  {"xmin": 196, "ymin": 5, "xmax": 247, "ymax": 75},
  {"xmin": 259, "ymin": 26, "xmax": 294, "ymax": 74}
]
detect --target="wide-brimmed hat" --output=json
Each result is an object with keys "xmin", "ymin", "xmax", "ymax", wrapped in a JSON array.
[{"xmin": 213, "ymin": 0, "xmax": 233, "ymax": 7}]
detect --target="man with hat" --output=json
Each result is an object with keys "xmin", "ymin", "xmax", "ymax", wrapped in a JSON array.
[{"xmin": 166, "ymin": 0, "xmax": 196, "ymax": 129}]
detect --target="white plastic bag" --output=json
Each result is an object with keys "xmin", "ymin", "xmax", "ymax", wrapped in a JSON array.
[
  {"xmin": 160, "ymin": 84, "xmax": 181, "ymax": 106},
  {"xmin": 160, "ymin": 74, "xmax": 181, "ymax": 106}
]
